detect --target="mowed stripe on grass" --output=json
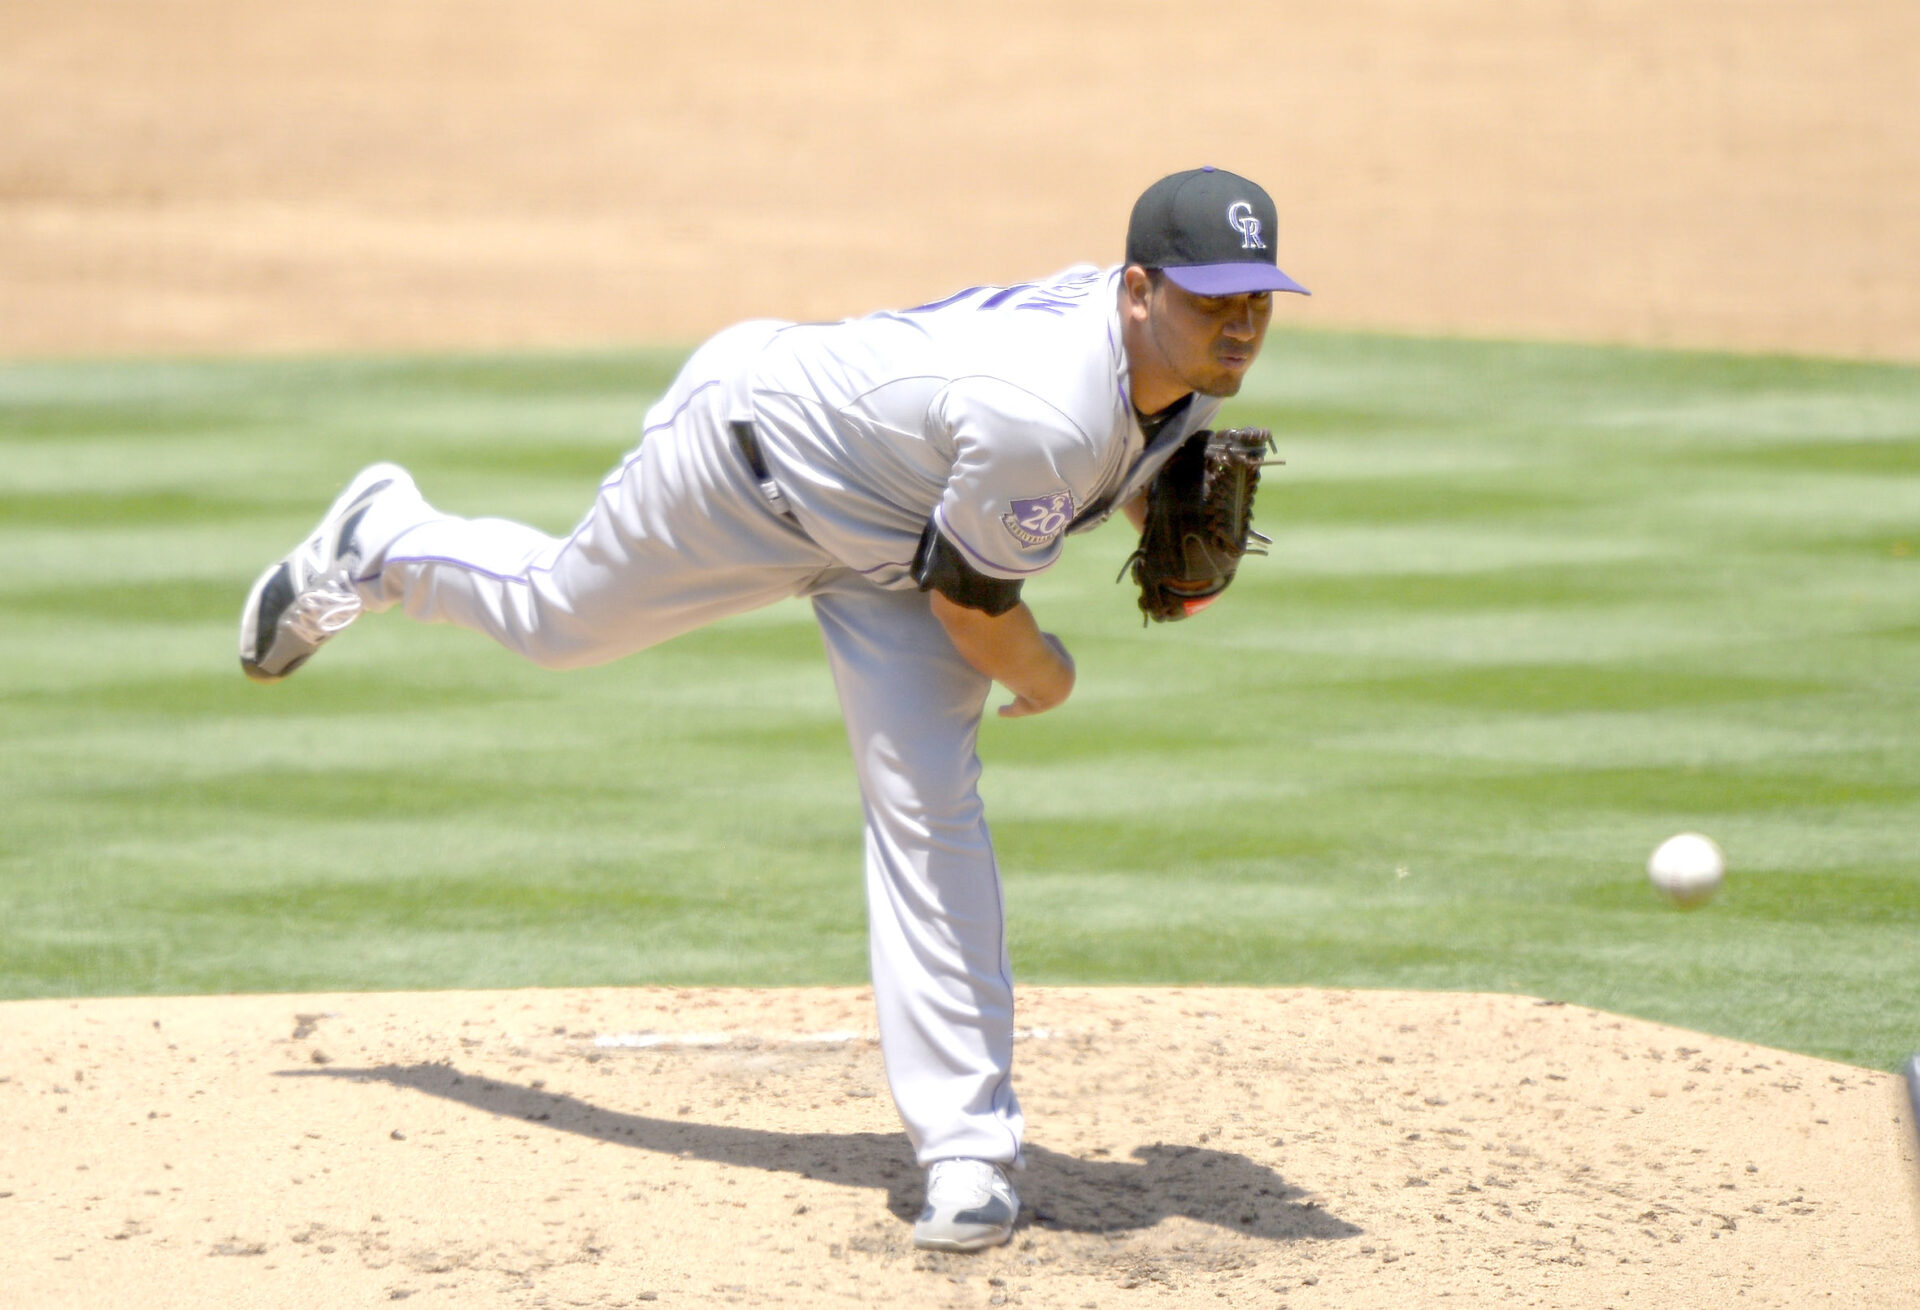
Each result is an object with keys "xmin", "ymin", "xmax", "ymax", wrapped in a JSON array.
[{"xmin": 1, "ymin": 333, "xmax": 1915, "ymax": 1068}]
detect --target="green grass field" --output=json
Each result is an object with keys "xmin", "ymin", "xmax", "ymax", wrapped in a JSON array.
[{"xmin": 3, "ymin": 333, "xmax": 1915, "ymax": 1070}]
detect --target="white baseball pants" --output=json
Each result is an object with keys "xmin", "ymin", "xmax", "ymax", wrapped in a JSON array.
[{"xmin": 348, "ymin": 323, "xmax": 1025, "ymax": 1167}]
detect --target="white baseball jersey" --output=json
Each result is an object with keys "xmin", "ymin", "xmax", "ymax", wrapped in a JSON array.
[
  {"xmin": 338, "ymin": 261, "xmax": 1234, "ymax": 1171},
  {"xmin": 748, "ymin": 264, "xmax": 1224, "ymax": 588}
]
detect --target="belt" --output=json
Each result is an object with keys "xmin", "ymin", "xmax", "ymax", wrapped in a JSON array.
[{"xmin": 729, "ymin": 420, "xmax": 796, "ymax": 521}]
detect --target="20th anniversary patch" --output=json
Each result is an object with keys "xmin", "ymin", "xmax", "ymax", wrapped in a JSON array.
[{"xmin": 1001, "ymin": 491, "xmax": 1075, "ymax": 549}]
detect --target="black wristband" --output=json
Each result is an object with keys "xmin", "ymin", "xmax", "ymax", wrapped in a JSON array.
[{"xmin": 912, "ymin": 522, "xmax": 1024, "ymax": 616}]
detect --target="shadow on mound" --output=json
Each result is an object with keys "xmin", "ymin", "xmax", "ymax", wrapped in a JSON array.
[{"xmin": 282, "ymin": 1061, "xmax": 1360, "ymax": 1245}]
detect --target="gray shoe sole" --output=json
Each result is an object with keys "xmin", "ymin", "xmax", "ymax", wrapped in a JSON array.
[
  {"xmin": 911, "ymin": 1223, "xmax": 1015, "ymax": 1253},
  {"xmin": 912, "ymin": 1198, "xmax": 1018, "ymax": 1252}
]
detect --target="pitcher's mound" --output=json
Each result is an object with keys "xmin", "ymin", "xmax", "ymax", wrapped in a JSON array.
[{"xmin": 4, "ymin": 986, "xmax": 1915, "ymax": 1307}]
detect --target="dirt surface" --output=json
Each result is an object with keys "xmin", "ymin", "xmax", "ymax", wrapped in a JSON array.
[
  {"xmin": 4, "ymin": 987, "xmax": 1916, "ymax": 1307},
  {"xmin": 3, "ymin": 0, "xmax": 1918, "ymax": 360}
]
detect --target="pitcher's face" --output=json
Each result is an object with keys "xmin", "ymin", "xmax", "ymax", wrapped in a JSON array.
[{"xmin": 1139, "ymin": 276, "xmax": 1273, "ymax": 398}]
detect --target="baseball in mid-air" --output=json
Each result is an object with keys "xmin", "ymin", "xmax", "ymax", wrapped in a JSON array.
[{"xmin": 1647, "ymin": 833, "xmax": 1725, "ymax": 907}]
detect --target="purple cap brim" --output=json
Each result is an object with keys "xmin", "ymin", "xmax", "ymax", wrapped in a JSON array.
[{"xmin": 1163, "ymin": 263, "xmax": 1311, "ymax": 297}]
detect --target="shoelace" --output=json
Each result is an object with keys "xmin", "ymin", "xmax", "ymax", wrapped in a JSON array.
[{"xmin": 283, "ymin": 574, "xmax": 363, "ymax": 644}]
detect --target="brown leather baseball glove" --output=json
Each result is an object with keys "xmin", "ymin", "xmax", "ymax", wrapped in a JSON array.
[{"xmin": 1121, "ymin": 427, "xmax": 1276, "ymax": 623}]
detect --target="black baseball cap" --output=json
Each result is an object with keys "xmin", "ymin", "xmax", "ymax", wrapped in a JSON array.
[{"xmin": 1126, "ymin": 166, "xmax": 1310, "ymax": 297}]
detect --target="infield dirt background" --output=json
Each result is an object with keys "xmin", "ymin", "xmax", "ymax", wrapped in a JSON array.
[
  {"xmin": 4, "ymin": 0, "xmax": 1919, "ymax": 361},
  {"xmin": 3, "ymin": 2, "xmax": 1919, "ymax": 1306}
]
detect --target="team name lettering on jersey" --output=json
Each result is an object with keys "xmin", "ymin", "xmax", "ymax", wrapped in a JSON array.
[
  {"xmin": 1002, "ymin": 492, "xmax": 1076, "ymax": 549},
  {"xmin": 902, "ymin": 268, "xmax": 1105, "ymax": 320}
]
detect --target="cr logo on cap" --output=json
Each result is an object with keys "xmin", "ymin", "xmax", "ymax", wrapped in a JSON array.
[{"xmin": 1226, "ymin": 201, "xmax": 1265, "ymax": 250}]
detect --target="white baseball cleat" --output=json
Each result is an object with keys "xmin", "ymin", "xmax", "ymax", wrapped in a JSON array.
[
  {"xmin": 238, "ymin": 463, "xmax": 415, "ymax": 683},
  {"xmin": 911, "ymin": 1158, "xmax": 1019, "ymax": 1252}
]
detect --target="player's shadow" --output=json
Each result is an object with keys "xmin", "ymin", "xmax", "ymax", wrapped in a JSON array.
[{"xmin": 281, "ymin": 1061, "xmax": 1359, "ymax": 1244}]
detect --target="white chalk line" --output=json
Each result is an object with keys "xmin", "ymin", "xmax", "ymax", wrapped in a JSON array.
[{"xmin": 591, "ymin": 1026, "xmax": 1060, "ymax": 1050}]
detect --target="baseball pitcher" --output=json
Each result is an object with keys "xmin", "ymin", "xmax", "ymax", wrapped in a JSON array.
[{"xmin": 238, "ymin": 166, "xmax": 1308, "ymax": 1251}]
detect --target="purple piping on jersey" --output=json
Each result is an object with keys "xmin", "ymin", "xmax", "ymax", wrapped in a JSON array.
[
  {"xmin": 356, "ymin": 379, "xmax": 727, "ymax": 589},
  {"xmin": 637, "ymin": 379, "xmax": 724, "ymax": 440},
  {"xmin": 984, "ymin": 843, "xmax": 1021, "ymax": 1165},
  {"xmin": 1104, "ymin": 272, "xmax": 1132, "ymax": 415},
  {"xmin": 933, "ymin": 506, "xmax": 1059, "ymax": 578}
]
